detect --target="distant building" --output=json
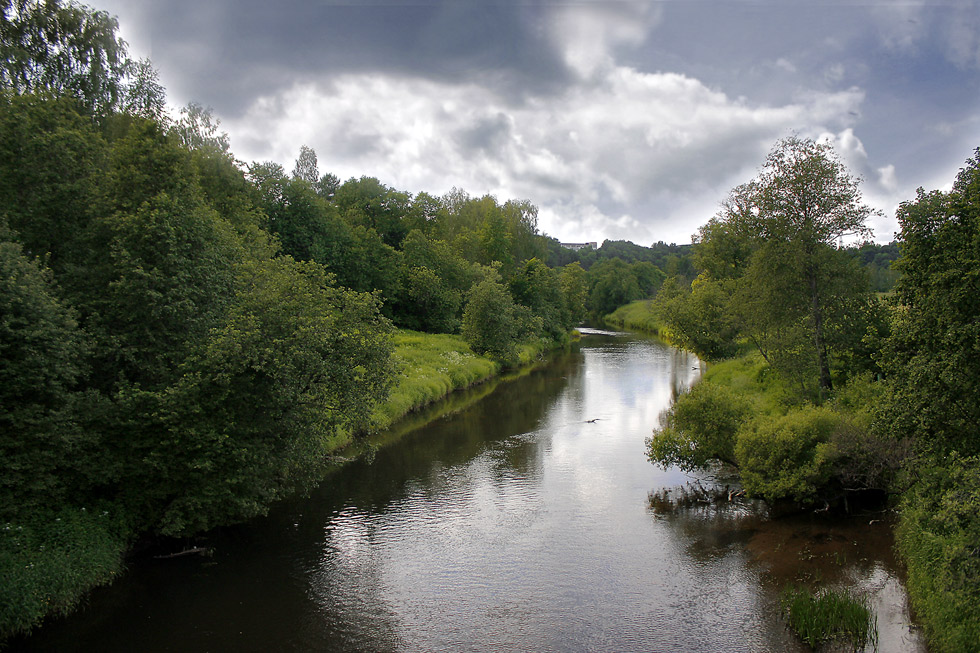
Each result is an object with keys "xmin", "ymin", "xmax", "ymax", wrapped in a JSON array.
[{"xmin": 560, "ymin": 242, "xmax": 598, "ymax": 251}]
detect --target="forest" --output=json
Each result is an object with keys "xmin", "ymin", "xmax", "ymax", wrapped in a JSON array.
[{"xmin": 2, "ymin": 1, "xmax": 975, "ymax": 650}]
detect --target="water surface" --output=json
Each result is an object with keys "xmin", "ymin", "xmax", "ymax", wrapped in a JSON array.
[{"xmin": 20, "ymin": 329, "xmax": 922, "ymax": 652}]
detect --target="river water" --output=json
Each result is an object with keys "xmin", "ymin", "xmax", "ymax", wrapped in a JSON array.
[{"xmin": 19, "ymin": 329, "xmax": 924, "ymax": 652}]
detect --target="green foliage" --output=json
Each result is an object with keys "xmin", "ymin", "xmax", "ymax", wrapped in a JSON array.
[
  {"xmin": 846, "ymin": 240, "xmax": 901, "ymax": 292},
  {"xmin": 879, "ymin": 148, "xmax": 980, "ymax": 457},
  {"xmin": 780, "ymin": 585, "xmax": 875, "ymax": 650},
  {"xmin": 692, "ymin": 137, "xmax": 879, "ymax": 398},
  {"xmin": 653, "ymin": 274, "xmax": 739, "ymax": 360},
  {"xmin": 558, "ymin": 262, "xmax": 588, "ymax": 325},
  {"xmin": 374, "ymin": 330, "xmax": 498, "ymax": 429},
  {"xmin": 877, "ymin": 148, "xmax": 980, "ymax": 650},
  {"xmin": 735, "ymin": 406, "xmax": 840, "ymax": 502},
  {"xmin": 462, "ymin": 274, "xmax": 519, "ymax": 362},
  {"xmin": 650, "ymin": 352, "xmax": 901, "ymax": 506},
  {"xmin": 0, "ymin": 507, "xmax": 128, "ymax": 639},
  {"xmin": 0, "ymin": 0, "xmax": 130, "ymax": 114},
  {"xmin": 896, "ymin": 455, "xmax": 980, "ymax": 652},
  {"xmin": 588, "ymin": 257, "xmax": 643, "ymax": 315},
  {"xmin": 509, "ymin": 257, "xmax": 570, "ymax": 340},
  {"xmin": 0, "ymin": 233, "xmax": 85, "ymax": 520},
  {"xmin": 144, "ymin": 258, "xmax": 395, "ymax": 535},
  {"xmin": 82, "ymin": 186, "xmax": 242, "ymax": 391},
  {"xmin": 0, "ymin": 92, "xmax": 106, "ymax": 271},
  {"xmin": 335, "ymin": 176, "xmax": 410, "ymax": 249},
  {"xmin": 647, "ymin": 382, "xmax": 750, "ymax": 471}
]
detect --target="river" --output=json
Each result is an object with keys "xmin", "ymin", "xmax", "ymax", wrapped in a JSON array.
[{"xmin": 18, "ymin": 329, "xmax": 924, "ymax": 652}]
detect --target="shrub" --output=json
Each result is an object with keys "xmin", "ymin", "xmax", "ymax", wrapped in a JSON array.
[
  {"xmin": 896, "ymin": 455, "xmax": 980, "ymax": 652},
  {"xmin": 647, "ymin": 382, "xmax": 751, "ymax": 471},
  {"xmin": 734, "ymin": 406, "xmax": 840, "ymax": 502}
]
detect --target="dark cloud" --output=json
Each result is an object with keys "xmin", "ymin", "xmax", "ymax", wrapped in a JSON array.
[
  {"xmin": 126, "ymin": 0, "xmax": 569, "ymax": 114},
  {"xmin": 455, "ymin": 112, "xmax": 512, "ymax": 154}
]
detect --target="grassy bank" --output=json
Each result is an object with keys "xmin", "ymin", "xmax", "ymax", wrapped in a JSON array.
[
  {"xmin": 371, "ymin": 330, "xmax": 499, "ymax": 431},
  {"xmin": 372, "ymin": 330, "xmax": 563, "ymax": 430},
  {"xmin": 603, "ymin": 300, "xmax": 664, "ymax": 335}
]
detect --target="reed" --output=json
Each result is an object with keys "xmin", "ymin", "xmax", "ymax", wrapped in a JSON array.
[{"xmin": 780, "ymin": 585, "xmax": 876, "ymax": 650}]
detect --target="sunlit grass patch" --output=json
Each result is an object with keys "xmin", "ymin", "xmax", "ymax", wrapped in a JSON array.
[
  {"xmin": 604, "ymin": 300, "xmax": 663, "ymax": 335},
  {"xmin": 780, "ymin": 585, "xmax": 876, "ymax": 650},
  {"xmin": 370, "ymin": 330, "xmax": 497, "ymax": 430}
]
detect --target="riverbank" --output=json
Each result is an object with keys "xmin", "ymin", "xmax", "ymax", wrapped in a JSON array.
[
  {"xmin": 0, "ymin": 329, "xmax": 570, "ymax": 644},
  {"xmin": 602, "ymin": 299, "xmax": 665, "ymax": 336},
  {"xmin": 610, "ymin": 301, "xmax": 970, "ymax": 651}
]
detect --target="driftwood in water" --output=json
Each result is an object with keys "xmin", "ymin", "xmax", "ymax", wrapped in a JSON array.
[{"xmin": 154, "ymin": 546, "xmax": 212, "ymax": 559}]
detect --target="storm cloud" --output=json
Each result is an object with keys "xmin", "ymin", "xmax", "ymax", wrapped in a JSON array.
[{"xmin": 100, "ymin": 0, "xmax": 980, "ymax": 244}]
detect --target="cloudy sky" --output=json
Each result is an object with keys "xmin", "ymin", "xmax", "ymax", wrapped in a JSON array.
[{"xmin": 97, "ymin": 0, "xmax": 979, "ymax": 245}]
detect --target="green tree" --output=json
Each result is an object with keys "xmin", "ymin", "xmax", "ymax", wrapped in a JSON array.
[
  {"xmin": 0, "ymin": 0, "xmax": 130, "ymax": 114},
  {"xmin": 647, "ymin": 382, "xmax": 749, "ymax": 472},
  {"xmin": 335, "ymin": 176, "xmax": 410, "ymax": 248},
  {"xmin": 462, "ymin": 274, "xmax": 517, "ymax": 361},
  {"xmin": 587, "ymin": 257, "xmax": 642, "ymax": 316},
  {"xmin": 879, "ymin": 148, "xmax": 980, "ymax": 457},
  {"xmin": 509, "ymin": 257, "xmax": 568, "ymax": 340},
  {"xmin": 125, "ymin": 257, "xmax": 395, "ymax": 535},
  {"xmin": 558, "ymin": 262, "xmax": 588, "ymax": 325},
  {"xmin": 653, "ymin": 274, "xmax": 739, "ymax": 360},
  {"xmin": 122, "ymin": 58, "xmax": 166, "ymax": 122},
  {"xmin": 292, "ymin": 144, "xmax": 318, "ymax": 184},
  {"xmin": 478, "ymin": 208, "xmax": 514, "ymax": 275},
  {"xmin": 708, "ymin": 137, "xmax": 876, "ymax": 397},
  {"xmin": 0, "ymin": 92, "xmax": 106, "ymax": 271},
  {"xmin": 172, "ymin": 102, "xmax": 229, "ymax": 153},
  {"xmin": 0, "ymin": 227, "xmax": 85, "ymax": 519}
]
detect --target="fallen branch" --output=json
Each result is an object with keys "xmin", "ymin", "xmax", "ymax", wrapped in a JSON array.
[{"xmin": 154, "ymin": 546, "xmax": 212, "ymax": 560}]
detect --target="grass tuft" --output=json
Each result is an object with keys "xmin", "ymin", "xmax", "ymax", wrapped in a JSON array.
[{"xmin": 780, "ymin": 585, "xmax": 876, "ymax": 650}]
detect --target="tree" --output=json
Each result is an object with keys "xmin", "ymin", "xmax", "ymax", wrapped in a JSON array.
[
  {"xmin": 558, "ymin": 262, "xmax": 588, "ymax": 325},
  {"xmin": 0, "ymin": 92, "xmax": 106, "ymax": 271},
  {"xmin": 334, "ymin": 176, "xmax": 410, "ymax": 248},
  {"xmin": 711, "ymin": 137, "xmax": 876, "ymax": 396},
  {"xmin": 879, "ymin": 148, "xmax": 980, "ymax": 457},
  {"xmin": 462, "ymin": 274, "xmax": 518, "ymax": 361},
  {"xmin": 653, "ymin": 274, "xmax": 739, "ymax": 360},
  {"xmin": 172, "ymin": 102, "xmax": 229, "ymax": 153},
  {"xmin": 0, "ymin": 0, "xmax": 130, "ymax": 114},
  {"xmin": 122, "ymin": 58, "xmax": 166, "ymax": 122},
  {"xmin": 587, "ymin": 257, "xmax": 642, "ymax": 316},
  {"xmin": 121, "ymin": 257, "xmax": 395, "ymax": 535},
  {"xmin": 292, "ymin": 144, "xmax": 318, "ymax": 184},
  {"xmin": 0, "ymin": 227, "xmax": 85, "ymax": 519}
]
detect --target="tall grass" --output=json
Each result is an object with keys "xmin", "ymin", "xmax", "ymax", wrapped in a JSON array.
[
  {"xmin": 371, "ymin": 330, "xmax": 498, "ymax": 430},
  {"xmin": 780, "ymin": 585, "xmax": 876, "ymax": 650},
  {"xmin": 0, "ymin": 507, "xmax": 129, "ymax": 639},
  {"xmin": 603, "ymin": 300, "xmax": 664, "ymax": 335}
]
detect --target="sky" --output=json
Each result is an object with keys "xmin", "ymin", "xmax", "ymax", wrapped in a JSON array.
[{"xmin": 96, "ymin": 0, "xmax": 980, "ymax": 246}]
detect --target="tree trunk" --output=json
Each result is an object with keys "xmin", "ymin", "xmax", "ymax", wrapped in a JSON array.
[{"xmin": 808, "ymin": 266, "xmax": 833, "ymax": 398}]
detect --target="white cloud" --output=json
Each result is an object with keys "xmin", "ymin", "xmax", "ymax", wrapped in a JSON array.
[{"xmin": 224, "ymin": 64, "xmax": 871, "ymax": 244}]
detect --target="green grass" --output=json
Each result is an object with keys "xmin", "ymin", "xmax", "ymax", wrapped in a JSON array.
[
  {"xmin": 702, "ymin": 351, "xmax": 796, "ymax": 415},
  {"xmin": 603, "ymin": 300, "xmax": 664, "ymax": 335},
  {"xmin": 780, "ymin": 585, "xmax": 876, "ymax": 650},
  {"xmin": 370, "ymin": 330, "xmax": 498, "ymax": 431},
  {"xmin": 0, "ymin": 507, "xmax": 129, "ymax": 640}
]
